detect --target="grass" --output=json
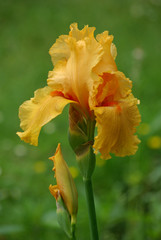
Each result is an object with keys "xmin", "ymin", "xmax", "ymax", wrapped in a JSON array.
[{"xmin": 1, "ymin": 0, "xmax": 161, "ymax": 239}]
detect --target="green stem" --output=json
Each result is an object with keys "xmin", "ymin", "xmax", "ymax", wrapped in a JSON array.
[
  {"xmin": 71, "ymin": 224, "xmax": 76, "ymax": 240},
  {"xmin": 71, "ymin": 215, "xmax": 76, "ymax": 240},
  {"xmin": 83, "ymin": 177, "xmax": 99, "ymax": 240},
  {"xmin": 84, "ymin": 118, "xmax": 99, "ymax": 239}
]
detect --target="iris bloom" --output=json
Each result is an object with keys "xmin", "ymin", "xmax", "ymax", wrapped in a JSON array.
[
  {"xmin": 17, "ymin": 23, "xmax": 141, "ymax": 159},
  {"xmin": 49, "ymin": 143, "xmax": 78, "ymax": 219}
]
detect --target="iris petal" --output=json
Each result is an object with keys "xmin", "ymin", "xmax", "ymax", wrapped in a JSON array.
[
  {"xmin": 94, "ymin": 94, "xmax": 141, "ymax": 159},
  {"xmin": 17, "ymin": 86, "xmax": 73, "ymax": 146},
  {"xmin": 93, "ymin": 31, "xmax": 117, "ymax": 74},
  {"xmin": 90, "ymin": 71, "xmax": 132, "ymax": 108},
  {"xmin": 48, "ymin": 25, "xmax": 103, "ymax": 110}
]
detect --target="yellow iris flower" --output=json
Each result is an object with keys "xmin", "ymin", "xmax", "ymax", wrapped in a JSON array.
[
  {"xmin": 17, "ymin": 23, "xmax": 141, "ymax": 159},
  {"xmin": 49, "ymin": 143, "xmax": 78, "ymax": 218}
]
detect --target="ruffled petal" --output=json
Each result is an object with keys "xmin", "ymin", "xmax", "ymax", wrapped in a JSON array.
[
  {"xmin": 69, "ymin": 23, "xmax": 96, "ymax": 40},
  {"xmin": 93, "ymin": 31, "xmax": 117, "ymax": 74},
  {"xmin": 89, "ymin": 32, "xmax": 131, "ymax": 109},
  {"xmin": 90, "ymin": 71, "xmax": 132, "ymax": 108},
  {"xmin": 49, "ymin": 23, "xmax": 97, "ymax": 67},
  {"xmin": 94, "ymin": 94, "xmax": 141, "ymax": 159},
  {"xmin": 49, "ymin": 35, "xmax": 70, "ymax": 66},
  {"xmin": 48, "ymin": 60, "xmax": 68, "ymax": 93},
  {"xmin": 49, "ymin": 143, "xmax": 78, "ymax": 216},
  {"xmin": 66, "ymin": 37, "xmax": 103, "ymax": 109},
  {"xmin": 116, "ymin": 71, "xmax": 132, "ymax": 98},
  {"xmin": 48, "ymin": 26, "xmax": 103, "ymax": 110},
  {"xmin": 17, "ymin": 86, "xmax": 73, "ymax": 146}
]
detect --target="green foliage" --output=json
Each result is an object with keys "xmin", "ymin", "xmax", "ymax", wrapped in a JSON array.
[{"xmin": 1, "ymin": 0, "xmax": 161, "ymax": 239}]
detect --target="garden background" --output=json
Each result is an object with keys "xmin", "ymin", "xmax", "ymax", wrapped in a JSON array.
[{"xmin": 1, "ymin": 0, "xmax": 161, "ymax": 239}]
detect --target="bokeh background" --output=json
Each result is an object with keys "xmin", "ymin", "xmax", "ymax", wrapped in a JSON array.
[{"xmin": 1, "ymin": 0, "xmax": 161, "ymax": 239}]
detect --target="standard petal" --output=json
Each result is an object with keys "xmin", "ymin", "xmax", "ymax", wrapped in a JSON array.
[
  {"xmin": 93, "ymin": 31, "xmax": 117, "ymax": 74},
  {"xmin": 49, "ymin": 35, "xmax": 70, "ymax": 66},
  {"xmin": 66, "ymin": 37, "xmax": 103, "ymax": 109},
  {"xmin": 94, "ymin": 94, "xmax": 141, "ymax": 159},
  {"xmin": 90, "ymin": 33, "xmax": 131, "ymax": 109},
  {"xmin": 50, "ymin": 144, "xmax": 78, "ymax": 216},
  {"xmin": 17, "ymin": 86, "xmax": 73, "ymax": 146},
  {"xmin": 49, "ymin": 23, "xmax": 96, "ymax": 66},
  {"xmin": 48, "ymin": 60, "xmax": 68, "ymax": 93},
  {"xmin": 90, "ymin": 71, "xmax": 132, "ymax": 108},
  {"xmin": 48, "ymin": 34, "xmax": 103, "ymax": 110},
  {"xmin": 69, "ymin": 23, "xmax": 96, "ymax": 40}
]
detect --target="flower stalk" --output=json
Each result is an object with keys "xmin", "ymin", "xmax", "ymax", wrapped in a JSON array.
[
  {"xmin": 83, "ymin": 177, "xmax": 99, "ymax": 240},
  {"xmin": 71, "ymin": 223, "xmax": 76, "ymax": 240},
  {"xmin": 83, "ymin": 119, "xmax": 99, "ymax": 240}
]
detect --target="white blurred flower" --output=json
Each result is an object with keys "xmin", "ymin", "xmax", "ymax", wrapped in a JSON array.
[
  {"xmin": 14, "ymin": 144, "xmax": 27, "ymax": 157},
  {"xmin": 132, "ymin": 48, "xmax": 145, "ymax": 61}
]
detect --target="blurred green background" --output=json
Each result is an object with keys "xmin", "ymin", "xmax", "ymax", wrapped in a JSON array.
[{"xmin": 1, "ymin": 0, "xmax": 161, "ymax": 239}]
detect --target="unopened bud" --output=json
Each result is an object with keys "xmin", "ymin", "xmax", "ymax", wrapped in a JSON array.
[
  {"xmin": 68, "ymin": 104, "xmax": 88, "ymax": 153},
  {"xmin": 49, "ymin": 144, "xmax": 78, "ymax": 219},
  {"xmin": 68, "ymin": 104, "xmax": 96, "ymax": 179}
]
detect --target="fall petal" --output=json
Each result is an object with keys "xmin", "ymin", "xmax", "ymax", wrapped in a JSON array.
[
  {"xmin": 94, "ymin": 94, "xmax": 141, "ymax": 159},
  {"xmin": 17, "ymin": 87, "xmax": 73, "ymax": 146},
  {"xmin": 116, "ymin": 71, "xmax": 132, "ymax": 99}
]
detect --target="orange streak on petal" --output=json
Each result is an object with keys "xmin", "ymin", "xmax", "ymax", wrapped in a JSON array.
[
  {"xmin": 66, "ymin": 93, "xmax": 76, "ymax": 101},
  {"xmin": 117, "ymin": 105, "xmax": 122, "ymax": 113},
  {"xmin": 101, "ymin": 73, "xmax": 119, "ymax": 97},
  {"xmin": 96, "ymin": 78, "xmax": 107, "ymax": 100},
  {"xmin": 50, "ymin": 91, "xmax": 65, "ymax": 97},
  {"xmin": 102, "ymin": 100, "xmax": 122, "ymax": 113},
  {"xmin": 106, "ymin": 101, "xmax": 118, "ymax": 106},
  {"xmin": 96, "ymin": 73, "xmax": 119, "ymax": 106},
  {"xmin": 50, "ymin": 91, "xmax": 77, "ymax": 103}
]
